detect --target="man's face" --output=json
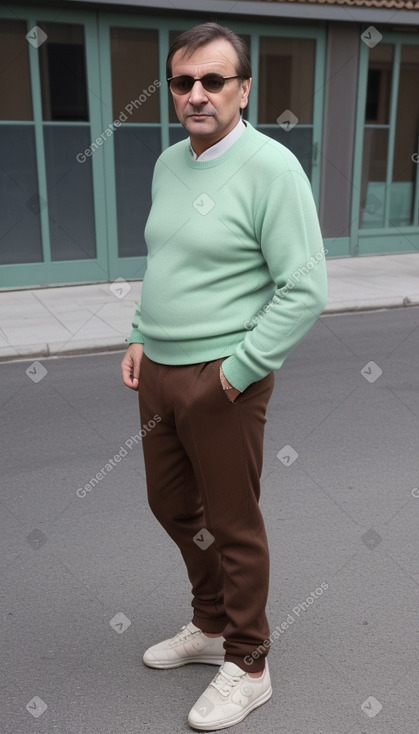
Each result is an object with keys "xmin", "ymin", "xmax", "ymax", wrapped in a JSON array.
[{"xmin": 169, "ymin": 38, "xmax": 251, "ymax": 156}]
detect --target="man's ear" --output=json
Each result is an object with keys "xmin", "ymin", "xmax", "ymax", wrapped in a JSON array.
[{"xmin": 240, "ymin": 77, "xmax": 252, "ymax": 110}]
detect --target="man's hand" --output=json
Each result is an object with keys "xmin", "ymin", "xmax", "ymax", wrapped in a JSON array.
[
  {"xmin": 219, "ymin": 367, "xmax": 241, "ymax": 403},
  {"xmin": 121, "ymin": 342, "xmax": 144, "ymax": 390}
]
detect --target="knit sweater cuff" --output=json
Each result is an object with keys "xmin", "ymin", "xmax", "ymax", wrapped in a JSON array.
[
  {"xmin": 221, "ymin": 354, "xmax": 267, "ymax": 393},
  {"xmin": 128, "ymin": 329, "xmax": 144, "ymax": 344}
]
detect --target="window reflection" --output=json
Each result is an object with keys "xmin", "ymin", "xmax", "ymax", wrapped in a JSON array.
[
  {"xmin": 38, "ymin": 22, "xmax": 89, "ymax": 121},
  {"xmin": 258, "ymin": 37, "xmax": 314, "ymax": 125},
  {"xmin": 110, "ymin": 28, "xmax": 160, "ymax": 124},
  {"xmin": 0, "ymin": 20, "xmax": 33, "ymax": 120}
]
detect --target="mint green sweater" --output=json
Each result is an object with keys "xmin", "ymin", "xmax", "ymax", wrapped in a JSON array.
[{"xmin": 129, "ymin": 122, "xmax": 327, "ymax": 392}]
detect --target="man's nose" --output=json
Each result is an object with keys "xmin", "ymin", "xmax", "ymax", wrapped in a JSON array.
[{"xmin": 188, "ymin": 80, "xmax": 209, "ymax": 104}]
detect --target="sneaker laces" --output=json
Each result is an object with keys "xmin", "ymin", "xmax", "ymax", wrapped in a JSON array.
[
  {"xmin": 210, "ymin": 667, "xmax": 245, "ymax": 698},
  {"xmin": 170, "ymin": 624, "xmax": 197, "ymax": 646}
]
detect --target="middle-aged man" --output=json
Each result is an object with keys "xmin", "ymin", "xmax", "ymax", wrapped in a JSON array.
[{"xmin": 121, "ymin": 22, "xmax": 327, "ymax": 731}]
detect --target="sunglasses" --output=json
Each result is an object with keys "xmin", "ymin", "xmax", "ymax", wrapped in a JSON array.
[{"xmin": 167, "ymin": 74, "xmax": 242, "ymax": 95}]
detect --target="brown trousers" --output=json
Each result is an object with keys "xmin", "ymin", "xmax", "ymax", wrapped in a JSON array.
[{"xmin": 138, "ymin": 353, "xmax": 274, "ymax": 673}]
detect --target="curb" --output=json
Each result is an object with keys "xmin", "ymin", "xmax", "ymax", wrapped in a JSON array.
[{"xmin": 2, "ymin": 299, "xmax": 418, "ymax": 364}]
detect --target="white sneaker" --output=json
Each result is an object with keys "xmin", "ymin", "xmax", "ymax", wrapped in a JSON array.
[
  {"xmin": 188, "ymin": 660, "xmax": 272, "ymax": 730},
  {"xmin": 143, "ymin": 622, "xmax": 225, "ymax": 669}
]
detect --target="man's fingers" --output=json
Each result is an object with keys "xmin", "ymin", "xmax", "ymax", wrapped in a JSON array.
[
  {"xmin": 123, "ymin": 375, "xmax": 139, "ymax": 390},
  {"xmin": 121, "ymin": 344, "xmax": 144, "ymax": 390},
  {"xmin": 121, "ymin": 358, "xmax": 137, "ymax": 389}
]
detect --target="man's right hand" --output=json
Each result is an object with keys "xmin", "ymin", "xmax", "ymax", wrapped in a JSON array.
[{"xmin": 121, "ymin": 342, "xmax": 144, "ymax": 391}]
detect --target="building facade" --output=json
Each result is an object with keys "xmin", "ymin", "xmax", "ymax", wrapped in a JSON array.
[{"xmin": 0, "ymin": 0, "xmax": 418, "ymax": 288}]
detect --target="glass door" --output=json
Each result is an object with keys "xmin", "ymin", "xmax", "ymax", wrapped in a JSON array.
[
  {"xmin": 0, "ymin": 8, "xmax": 108, "ymax": 287},
  {"xmin": 0, "ymin": 19, "xmax": 43, "ymax": 269},
  {"xmin": 38, "ymin": 21, "xmax": 97, "ymax": 262},
  {"xmin": 109, "ymin": 27, "xmax": 161, "ymax": 261},
  {"xmin": 98, "ymin": 16, "xmax": 168, "ymax": 281},
  {"xmin": 353, "ymin": 35, "xmax": 419, "ymax": 254},
  {"xmin": 389, "ymin": 45, "xmax": 419, "ymax": 227}
]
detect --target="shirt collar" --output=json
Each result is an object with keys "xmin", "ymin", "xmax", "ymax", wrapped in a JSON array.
[{"xmin": 189, "ymin": 118, "xmax": 247, "ymax": 161}]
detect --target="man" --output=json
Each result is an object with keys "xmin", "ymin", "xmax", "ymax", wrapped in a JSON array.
[{"xmin": 121, "ymin": 22, "xmax": 327, "ymax": 731}]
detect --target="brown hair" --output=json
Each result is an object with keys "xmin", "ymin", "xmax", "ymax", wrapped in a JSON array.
[{"xmin": 166, "ymin": 23, "xmax": 251, "ymax": 79}]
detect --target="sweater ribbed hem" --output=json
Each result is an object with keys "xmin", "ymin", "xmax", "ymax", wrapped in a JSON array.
[{"xmin": 142, "ymin": 333, "xmax": 243, "ymax": 367}]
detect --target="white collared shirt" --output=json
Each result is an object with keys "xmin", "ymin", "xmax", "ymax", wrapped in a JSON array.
[{"xmin": 189, "ymin": 118, "xmax": 247, "ymax": 161}]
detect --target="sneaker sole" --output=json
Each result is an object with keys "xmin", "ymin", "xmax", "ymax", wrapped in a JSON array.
[
  {"xmin": 143, "ymin": 655, "xmax": 225, "ymax": 669},
  {"xmin": 188, "ymin": 684, "xmax": 273, "ymax": 731}
]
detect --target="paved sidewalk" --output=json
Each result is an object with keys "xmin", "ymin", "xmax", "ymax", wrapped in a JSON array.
[{"xmin": 0, "ymin": 252, "xmax": 418, "ymax": 361}]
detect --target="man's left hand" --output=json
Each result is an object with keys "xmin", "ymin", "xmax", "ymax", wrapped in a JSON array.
[{"xmin": 219, "ymin": 367, "xmax": 241, "ymax": 403}]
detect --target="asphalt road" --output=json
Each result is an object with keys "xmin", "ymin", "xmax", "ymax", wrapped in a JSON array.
[{"xmin": 1, "ymin": 307, "xmax": 419, "ymax": 734}]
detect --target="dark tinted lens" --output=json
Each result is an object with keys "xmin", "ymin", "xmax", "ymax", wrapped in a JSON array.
[
  {"xmin": 171, "ymin": 76, "xmax": 193, "ymax": 94},
  {"xmin": 202, "ymin": 74, "xmax": 225, "ymax": 92}
]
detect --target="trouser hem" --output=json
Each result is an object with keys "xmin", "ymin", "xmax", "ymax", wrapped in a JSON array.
[
  {"xmin": 192, "ymin": 613, "xmax": 229, "ymax": 635},
  {"xmin": 225, "ymin": 651, "xmax": 268, "ymax": 674}
]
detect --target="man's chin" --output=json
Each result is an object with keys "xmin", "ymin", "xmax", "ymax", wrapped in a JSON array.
[{"xmin": 185, "ymin": 120, "xmax": 217, "ymax": 137}]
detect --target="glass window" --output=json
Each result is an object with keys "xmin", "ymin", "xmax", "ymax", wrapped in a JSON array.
[
  {"xmin": 363, "ymin": 128, "xmax": 389, "ymax": 183},
  {"xmin": 360, "ymin": 42, "xmax": 419, "ymax": 229},
  {"xmin": 258, "ymin": 37, "xmax": 315, "ymax": 124},
  {"xmin": 0, "ymin": 126, "xmax": 42, "ymax": 263},
  {"xmin": 360, "ymin": 44, "xmax": 393, "ymax": 229},
  {"xmin": 110, "ymin": 28, "xmax": 160, "ymax": 124},
  {"xmin": 257, "ymin": 37, "xmax": 316, "ymax": 179},
  {"xmin": 44, "ymin": 127, "xmax": 96, "ymax": 260},
  {"xmin": 38, "ymin": 23, "xmax": 89, "ymax": 121},
  {"xmin": 114, "ymin": 128, "xmax": 160, "ymax": 257},
  {"xmin": 360, "ymin": 129, "xmax": 388, "ymax": 228},
  {"xmin": 0, "ymin": 20, "xmax": 33, "ymax": 120},
  {"xmin": 110, "ymin": 27, "xmax": 161, "ymax": 257},
  {"xmin": 392, "ymin": 45, "xmax": 419, "ymax": 214},
  {"xmin": 365, "ymin": 44, "xmax": 393, "ymax": 124}
]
